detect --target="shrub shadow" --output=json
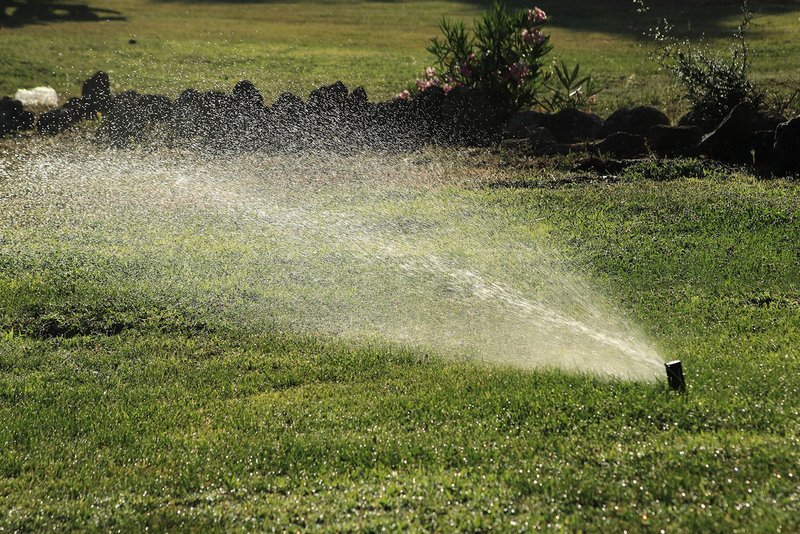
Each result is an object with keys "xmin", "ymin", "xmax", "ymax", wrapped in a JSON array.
[
  {"xmin": 146, "ymin": 0, "xmax": 800, "ymax": 39},
  {"xmin": 524, "ymin": 0, "xmax": 800, "ymax": 40},
  {"xmin": 0, "ymin": 0, "xmax": 126, "ymax": 28}
]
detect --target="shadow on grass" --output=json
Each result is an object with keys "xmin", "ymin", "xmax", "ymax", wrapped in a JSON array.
[
  {"xmin": 525, "ymin": 0, "xmax": 800, "ymax": 40},
  {"xmin": 146, "ymin": 0, "xmax": 800, "ymax": 39},
  {"xmin": 0, "ymin": 0, "xmax": 125, "ymax": 28}
]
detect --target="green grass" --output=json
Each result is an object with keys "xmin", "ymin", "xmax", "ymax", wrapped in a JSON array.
[
  {"xmin": 1, "ymin": 0, "xmax": 799, "ymax": 115},
  {"xmin": 1, "ymin": 158, "xmax": 799, "ymax": 531},
  {"xmin": 2, "ymin": 1, "xmax": 800, "ymax": 530}
]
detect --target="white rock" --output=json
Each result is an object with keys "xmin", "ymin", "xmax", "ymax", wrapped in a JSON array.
[{"xmin": 14, "ymin": 87, "xmax": 59, "ymax": 108}]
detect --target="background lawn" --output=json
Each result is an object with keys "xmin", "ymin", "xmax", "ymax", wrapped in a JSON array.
[
  {"xmin": 1, "ymin": 0, "xmax": 800, "ymax": 531},
  {"xmin": 1, "ymin": 0, "xmax": 800, "ymax": 116}
]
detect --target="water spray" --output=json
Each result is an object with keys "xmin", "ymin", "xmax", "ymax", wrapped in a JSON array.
[
  {"xmin": 665, "ymin": 360, "xmax": 686, "ymax": 392},
  {"xmin": 1, "ymin": 142, "xmax": 667, "ymax": 381}
]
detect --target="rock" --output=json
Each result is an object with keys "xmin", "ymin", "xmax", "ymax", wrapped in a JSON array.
[
  {"xmin": 303, "ymin": 82, "xmax": 354, "ymax": 148},
  {"xmin": 63, "ymin": 96, "xmax": 94, "ymax": 120},
  {"xmin": 545, "ymin": 108, "xmax": 603, "ymax": 143},
  {"xmin": 752, "ymin": 110, "xmax": 787, "ymax": 132},
  {"xmin": 266, "ymin": 92, "xmax": 308, "ymax": 149},
  {"xmin": 413, "ymin": 86, "xmax": 446, "ymax": 114},
  {"xmin": 340, "ymin": 87, "xmax": 371, "ymax": 145},
  {"xmin": 529, "ymin": 126, "xmax": 557, "ymax": 147},
  {"xmin": 649, "ymin": 125, "xmax": 703, "ymax": 157},
  {"xmin": 499, "ymin": 133, "xmax": 569, "ymax": 156},
  {"xmin": 343, "ymin": 87, "xmax": 371, "ymax": 137},
  {"xmin": 81, "ymin": 71, "xmax": 112, "ymax": 115},
  {"xmin": 600, "ymin": 106, "xmax": 670, "ymax": 138},
  {"xmin": 193, "ymin": 91, "xmax": 238, "ymax": 141},
  {"xmin": 307, "ymin": 81, "xmax": 348, "ymax": 113},
  {"xmin": 751, "ymin": 130, "xmax": 776, "ymax": 170},
  {"xmin": 13, "ymin": 87, "xmax": 58, "ymax": 108},
  {"xmin": 503, "ymin": 110, "xmax": 549, "ymax": 139},
  {"xmin": 371, "ymin": 98, "xmax": 415, "ymax": 149},
  {"xmin": 348, "ymin": 86, "xmax": 369, "ymax": 107},
  {"xmin": 224, "ymin": 83, "xmax": 270, "ymax": 149},
  {"xmin": 177, "ymin": 88, "xmax": 201, "ymax": 106},
  {"xmin": 19, "ymin": 109, "xmax": 36, "ymax": 131},
  {"xmin": 443, "ymin": 86, "xmax": 514, "ymax": 145},
  {"xmin": 500, "ymin": 138, "xmax": 530, "ymax": 150},
  {"xmin": 772, "ymin": 117, "xmax": 800, "ymax": 175},
  {"xmin": 536, "ymin": 142, "xmax": 572, "ymax": 156},
  {"xmin": 591, "ymin": 132, "xmax": 649, "ymax": 159},
  {"xmin": 573, "ymin": 156, "xmax": 629, "ymax": 175},
  {"xmin": 677, "ymin": 104, "xmax": 781, "ymax": 137},
  {"xmin": 198, "ymin": 91, "xmax": 233, "ymax": 115},
  {"xmin": 172, "ymin": 89, "xmax": 202, "ymax": 138},
  {"xmin": 697, "ymin": 103, "xmax": 759, "ymax": 164},
  {"xmin": 271, "ymin": 92, "xmax": 305, "ymax": 118},
  {"xmin": 0, "ymin": 96, "xmax": 35, "ymax": 136},
  {"xmin": 37, "ymin": 106, "xmax": 81, "ymax": 135},
  {"xmin": 678, "ymin": 108, "xmax": 720, "ymax": 134},
  {"xmin": 138, "ymin": 94, "xmax": 174, "ymax": 124},
  {"xmin": 411, "ymin": 86, "xmax": 446, "ymax": 140},
  {"xmin": 1, "ymin": 97, "xmax": 21, "ymax": 114},
  {"xmin": 231, "ymin": 80, "xmax": 263, "ymax": 110},
  {"xmin": 743, "ymin": 111, "xmax": 787, "ymax": 169},
  {"xmin": 1, "ymin": 108, "xmax": 11, "ymax": 137},
  {"xmin": 94, "ymin": 90, "xmax": 156, "ymax": 146}
]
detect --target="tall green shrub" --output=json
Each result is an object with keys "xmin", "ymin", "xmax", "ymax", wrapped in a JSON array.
[{"xmin": 401, "ymin": 2, "xmax": 552, "ymax": 111}]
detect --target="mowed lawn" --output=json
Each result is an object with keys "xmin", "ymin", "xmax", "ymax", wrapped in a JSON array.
[
  {"xmin": 2, "ymin": 0, "xmax": 800, "ymax": 531},
  {"xmin": 1, "ymin": 153, "xmax": 799, "ymax": 530},
  {"xmin": 1, "ymin": 0, "xmax": 800, "ymax": 115}
]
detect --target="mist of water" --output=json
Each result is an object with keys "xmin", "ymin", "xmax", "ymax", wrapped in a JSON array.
[{"xmin": 0, "ymin": 138, "xmax": 664, "ymax": 380}]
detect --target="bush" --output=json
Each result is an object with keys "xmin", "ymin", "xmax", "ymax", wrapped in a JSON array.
[
  {"xmin": 403, "ymin": 2, "xmax": 552, "ymax": 111},
  {"xmin": 650, "ymin": 0, "xmax": 763, "ymax": 125},
  {"xmin": 536, "ymin": 60, "xmax": 601, "ymax": 112}
]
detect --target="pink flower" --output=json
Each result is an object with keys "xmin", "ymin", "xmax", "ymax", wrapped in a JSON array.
[
  {"xmin": 527, "ymin": 7, "xmax": 547, "ymax": 24},
  {"xmin": 509, "ymin": 62, "xmax": 528, "ymax": 82},
  {"xmin": 396, "ymin": 89, "xmax": 411, "ymax": 100},
  {"xmin": 416, "ymin": 76, "xmax": 441, "ymax": 91},
  {"xmin": 522, "ymin": 27, "xmax": 545, "ymax": 46},
  {"xmin": 522, "ymin": 29, "xmax": 533, "ymax": 45},
  {"xmin": 425, "ymin": 66, "xmax": 436, "ymax": 78},
  {"xmin": 459, "ymin": 60, "xmax": 473, "ymax": 79}
]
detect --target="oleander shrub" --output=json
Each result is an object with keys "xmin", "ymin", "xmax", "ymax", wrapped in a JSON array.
[{"xmin": 399, "ymin": 1, "xmax": 552, "ymax": 111}]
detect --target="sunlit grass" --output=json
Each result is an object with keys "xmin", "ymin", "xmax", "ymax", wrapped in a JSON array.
[
  {"xmin": 1, "ymin": 1, "xmax": 800, "ymax": 530},
  {"xmin": 1, "ymin": 1, "xmax": 799, "ymax": 115},
  {"xmin": 1, "ymin": 144, "xmax": 799, "ymax": 530}
]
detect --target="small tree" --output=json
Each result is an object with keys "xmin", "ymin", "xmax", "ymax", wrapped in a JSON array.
[
  {"xmin": 417, "ymin": 2, "xmax": 553, "ymax": 110},
  {"xmin": 650, "ymin": 0, "xmax": 763, "ymax": 125}
]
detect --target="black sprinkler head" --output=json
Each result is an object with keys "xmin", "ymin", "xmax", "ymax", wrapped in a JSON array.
[{"xmin": 665, "ymin": 360, "xmax": 686, "ymax": 392}]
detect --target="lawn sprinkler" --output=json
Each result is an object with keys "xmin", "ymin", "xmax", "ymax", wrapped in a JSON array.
[{"xmin": 665, "ymin": 360, "xmax": 686, "ymax": 392}]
